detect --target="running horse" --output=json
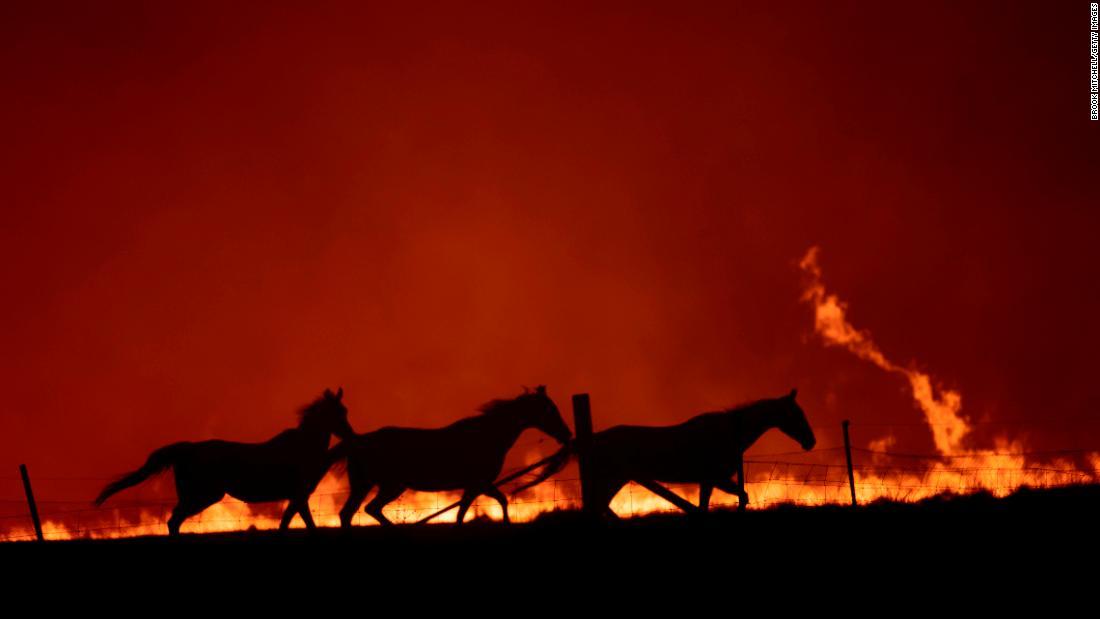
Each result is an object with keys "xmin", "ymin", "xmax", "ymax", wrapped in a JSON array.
[
  {"xmin": 328, "ymin": 385, "xmax": 573, "ymax": 527},
  {"xmin": 95, "ymin": 388, "xmax": 354, "ymax": 535},
  {"xmin": 588, "ymin": 389, "xmax": 815, "ymax": 516}
]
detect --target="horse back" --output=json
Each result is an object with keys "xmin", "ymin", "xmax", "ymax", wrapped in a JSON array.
[
  {"xmin": 341, "ymin": 422, "xmax": 512, "ymax": 490},
  {"xmin": 594, "ymin": 422, "xmax": 716, "ymax": 452},
  {"xmin": 592, "ymin": 417, "xmax": 739, "ymax": 483},
  {"xmin": 174, "ymin": 429, "xmax": 327, "ymax": 475}
]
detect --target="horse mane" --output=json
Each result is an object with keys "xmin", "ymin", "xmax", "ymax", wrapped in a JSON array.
[
  {"xmin": 722, "ymin": 396, "xmax": 780, "ymax": 416},
  {"xmin": 298, "ymin": 394, "xmax": 333, "ymax": 427},
  {"xmin": 476, "ymin": 396, "xmax": 525, "ymax": 417}
]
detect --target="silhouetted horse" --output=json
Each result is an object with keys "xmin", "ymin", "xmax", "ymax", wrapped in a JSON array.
[
  {"xmin": 329, "ymin": 385, "xmax": 572, "ymax": 527},
  {"xmin": 95, "ymin": 388, "xmax": 354, "ymax": 535},
  {"xmin": 588, "ymin": 389, "xmax": 815, "ymax": 516}
]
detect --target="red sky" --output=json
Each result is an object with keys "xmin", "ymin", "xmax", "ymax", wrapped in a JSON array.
[{"xmin": 1, "ymin": 1, "xmax": 1097, "ymax": 495}]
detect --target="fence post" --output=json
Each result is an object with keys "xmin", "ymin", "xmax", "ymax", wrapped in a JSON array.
[
  {"xmin": 19, "ymin": 464, "xmax": 44, "ymax": 542},
  {"xmin": 572, "ymin": 393, "xmax": 595, "ymax": 515},
  {"xmin": 842, "ymin": 420, "xmax": 857, "ymax": 506}
]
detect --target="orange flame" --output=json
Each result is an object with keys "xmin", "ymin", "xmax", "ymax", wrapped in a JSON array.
[
  {"xmin": 800, "ymin": 247, "xmax": 967, "ymax": 453},
  {"xmin": 3, "ymin": 249, "xmax": 1096, "ymax": 542},
  {"xmin": 799, "ymin": 246, "xmax": 1097, "ymax": 501}
]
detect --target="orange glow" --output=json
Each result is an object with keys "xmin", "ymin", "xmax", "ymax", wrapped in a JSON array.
[
  {"xmin": 1, "ymin": 3, "xmax": 1096, "ymax": 541},
  {"xmin": 799, "ymin": 247, "xmax": 1098, "ymax": 502},
  {"xmin": 800, "ymin": 247, "xmax": 968, "ymax": 453}
]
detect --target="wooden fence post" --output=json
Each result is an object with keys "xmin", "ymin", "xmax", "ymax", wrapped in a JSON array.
[
  {"xmin": 738, "ymin": 459, "xmax": 747, "ymax": 509},
  {"xmin": 842, "ymin": 420, "xmax": 857, "ymax": 506},
  {"xmin": 19, "ymin": 464, "xmax": 44, "ymax": 542},
  {"xmin": 572, "ymin": 393, "xmax": 595, "ymax": 515}
]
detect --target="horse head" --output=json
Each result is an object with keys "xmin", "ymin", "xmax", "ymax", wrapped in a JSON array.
[
  {"xmin": 302, "ymin": 387, "xmax": 355, "ymax": 440},
  {"xmin": 518, "ymin": 385, "xmax": 573, "ymax": 445},
  {"xmin": 776, "ymin": 389, "xmax": 816, "ymax": 451}
]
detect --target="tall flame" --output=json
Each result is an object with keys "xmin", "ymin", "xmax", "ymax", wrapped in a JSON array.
[
  {"xmin": 799, "ymin": 246, "xmax": 967, "ymax": 453},
  {"xmin": 799, "ymin": 246, "xmax": 1097, "ymax": 503},
  {"xmin": 2, "ymin": 249, "xmax": 1095, "ymax": 542}
]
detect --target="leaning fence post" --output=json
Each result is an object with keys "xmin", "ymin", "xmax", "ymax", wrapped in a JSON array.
[
  {"xmin": 572, "ymin": 393, "xmax": 595, "ymax": 515},
  {"xmin": 738, "ymin": 459, "xmax": 746, "ymax": 501},
  {"xmin": 842, "ymin": 420, "xmax": 857, "ymax": 506},
  {"xmin": 19, "ymin": 464, "xmax": 44, "ymax": 542}
]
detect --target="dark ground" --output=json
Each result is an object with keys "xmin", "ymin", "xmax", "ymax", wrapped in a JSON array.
[{"xmin": 4, "ymin": 485, "xmax": 1097, "ymax": 604}]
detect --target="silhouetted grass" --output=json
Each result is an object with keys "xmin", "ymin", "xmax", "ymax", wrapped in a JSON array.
[
  {"xmin": 6, "ymin": 483, "xmax": 1096, "ymax": 597},
  {"xmin": 14, "ymin": 483, "xmax": 1098, "ymax": 550}
]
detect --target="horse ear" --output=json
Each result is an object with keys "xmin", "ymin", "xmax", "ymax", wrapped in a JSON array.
[
  {"xmin": 536, "ymin": 385, "xmax": 546, "ymax": 395},
  {"xmin": 336, "ymin": 387, "xmax": 343, "ymax": 400},
  {"xmin": 789, "ymin": 388, "xmax": 798, "ymax": 400}
]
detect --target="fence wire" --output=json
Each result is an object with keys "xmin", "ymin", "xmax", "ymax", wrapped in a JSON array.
[
  {"xmin": 4, "ymin": 419, "xmax": 1098, "ymax": 542},
  {"xmin": 3, "ymin": 448, "xmax": 1096, "ymax": 542}
]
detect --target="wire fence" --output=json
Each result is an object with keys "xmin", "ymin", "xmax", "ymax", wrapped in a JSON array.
[{"xmin": 3, "ymin": 433, "xmax": 1098, "ymax": 543}]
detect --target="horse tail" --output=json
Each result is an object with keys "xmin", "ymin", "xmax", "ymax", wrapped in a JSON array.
[{"xmin": 94, "ymin": 442, "xmax": 190, "ymax": 506}]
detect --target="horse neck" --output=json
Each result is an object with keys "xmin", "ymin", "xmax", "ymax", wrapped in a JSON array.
[
  {"xmin": 297, "ymin": 418, "xmax": 335, "ymax": 450},
  {"xmin": 476, "ymin": 411, "xmax": 530, "ymax": 456},
  {"xmin": 727, "ymin": 403, "xmax": 783, "ymax": 451}
]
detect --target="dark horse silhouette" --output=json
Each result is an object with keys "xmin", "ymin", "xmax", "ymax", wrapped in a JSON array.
[
  {"xmin": 329, "ymin": 385, "xmax": 572, "ymax": 527},
  {"xmin": 95, "ymin": 388, "xmax": 354, "ymax": 535},
  {"xmin": 588, "ymin": 389, "xmax": 815, "ymax": 516}
]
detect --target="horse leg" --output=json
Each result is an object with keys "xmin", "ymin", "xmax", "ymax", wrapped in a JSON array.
[
  {"xmin": 297, "ymin": 499, "xmax": 317, "ymax": 531},
  {"xmin": 167, "ymin": 491, "xmax": 223, "ymax": 536},
  {"xmin": 279, "ymin": 501, "xmax": 298, "ymax": 530},
  {"xmin": 698, "ymin": 482, "xmax": 714, "ymax": 512},
  {"xmin": 339, "ymin": 461, "xmax": 373, "ymax": 529},
  {"xmin": 168, "ymin": 470, "xmax": 223, "ymax": 536},
  {"xmin": 483, "ymin": 485, "xmax": 510, "ymax": 524},
  {"xmin": 592, "ymin": 478, "xmax": 627, "ymax": 519},
  {"xmin": 340, "ymin": 482, "xmax": 373, "ymax": 529},
  {"xmin": 279, "ymin": 497, "xmax": 315, "ymax": 531},
  {"xmin": 365, "ymin": 484, "xmax": 404, "ymax": 526},
  {"xmin": 716, "ymin": 478, "xmax": 749, "ymax": 511},
  {"xmin": 454, "ymin": 489, "xmax": 478, "ymax": 525}
]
